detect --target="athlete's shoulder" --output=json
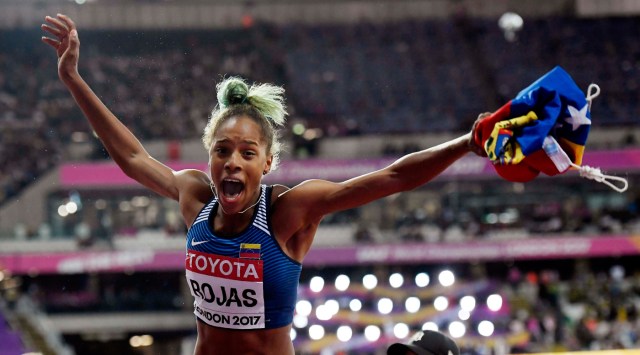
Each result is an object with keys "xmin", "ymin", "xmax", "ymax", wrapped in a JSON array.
[
  {"xmin": 176, "ymin": 169, "xmax": 210, "ymax": 184},
  {"xmin": 271, "ymin": 184, "xmax": 290, "ymax": 196},
  {"xmin": 175, "ymin": 169, "xmax": 212, "ymax": 205}
]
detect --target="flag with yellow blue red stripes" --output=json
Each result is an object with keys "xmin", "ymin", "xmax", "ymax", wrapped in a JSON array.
[
  {"xmin": 474, "ymin": 66, "xmax": 593, "ymax": 182},
  {"xmin": 239, "ymin": 243, "xmax": 261, "ymax": 259}
]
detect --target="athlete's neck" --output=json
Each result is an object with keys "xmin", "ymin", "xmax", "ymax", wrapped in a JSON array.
[{"xmin": 211, "ymin": 184, "xmax": 261, "ymax": 215}]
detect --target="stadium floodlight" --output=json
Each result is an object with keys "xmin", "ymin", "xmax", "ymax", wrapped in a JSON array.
[
  {"xmin": 487, "ymin": 294, "xmax": 503, "ymax": 312},
  {"xmin": 310, "ymin": 276, "xmax": 325, "ymax": 293},
  {"xmin": 129, "ymin": 335, "xmax": 153, "ymax": 348},
  {"xmin": 458, "ymin": 310, "xmax": 470, "ymax": 321},
  {"xmin": 422, "ymin": 322, "xmax": 438, "ymax": 332},
  {"xmin": 363, "ymin": 274, "xmax": 378, "ymax": 290},
  {"xmin": 448, "ymin": 321, "xmax": 466, "ymax": 338},
  {"xmin": 389, "ymin": 273, "xmax": 404, "ymax": 288},
  {"xmin": 433, "ymin": 296, "xmax": 448, "ymax": 311},
  {"xmin": 438, "ymin": 270, "xmax": 455, "ymax": 287},
  {"xmin": 459, "ymin": 295, "xmax": 476, "ymax": 312},
  {"xmin": 415, "ymin": 272, "xmax": 430, "ymax": 287},
  {"xmin": 349, "ymin": 299, "xmax": 362, "ymax": 312},
  {"xmin": 296, "ymin": 300, "xmax": 312, "ymax": 317},
  {"xmin": 65, "ymin": 201, "xmax": 78, "ymax": 214},
  {"xmin": 308, "ymin": 325, "xmax": 325, "ymax": 340},
  {"xmin": 324, "ymin": 299, "xmax": 340, "ymax": 315},
  {"xmin": 290, "ymin": 328, "xmax": 297, "ymax": 340},
  {"xmin": 393, "ymin": 323, "xmax": 410, "ymax": 339},
  {"xmin": 316, "ymin": 305, "xmax": 332, "ymax": 321},
  {"xmin": 478, "ymin": 320, "xmax": 495, "ymax": 337},
  {"xmin": 335, "ymin": 274, "xmax": 350, "ymax": 291},
  {"xmin": 405, "ymin": 297, "xmax": 421, "ymax": 313},
  {"xmin": 377, "ymin": 298, "xmax": 393, "ymax": 314},
  {"xmin": 57, "ymin": 205, "xmax": 69, "ymax": 217},
  {"xmin": 498, "ymin": 12, "xmax": 524, "ymax": 42},
  {"xmin": 364, "ymin": 325, "xmax": 381, "ymax": 341},
  {"xmin": 293, "ymin": 315, "xmax": 308, "ymax": 329},
  {"xmin": 336, "ymin": 326, "xmax": 353, "ymax": 342}
]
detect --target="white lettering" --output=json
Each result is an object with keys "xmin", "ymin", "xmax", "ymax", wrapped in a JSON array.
[
  {"xmin": 244, "ymin": 264, "xmax": 258, "ymax": 279},
  {"xmin": 233, "ymin": 262, "xmax": 245, "ymax": 277},
  {"xmin": 209, "ymin": 257, "xmax": 220, "ymax": 272},
  {"xmin": 58, "ymin": 251, "xmax": 154, "ymax": 274},
  {"xmin": 195, "ymin": 255, "xmax": 207, "ymax": 271},
  {"xmin": 186, "ymin": 253, "xmax": 262, "ymax": 281},
  {"xmin": 220, "ymin": 260, "xmax": 233, "ymax": 275},
  {"xmin": 356, "ymin": 247, "xmax": 390, "ymax": 262},
  {"xmin": 186, "ymin": 253, "xmax": 196, "ymax": 268}
]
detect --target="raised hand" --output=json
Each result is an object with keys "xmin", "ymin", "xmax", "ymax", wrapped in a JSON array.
[
  {"xmin": 41, "ymin": 14, "xmax": 80, "ymax": 81},
  {"xmin": 469, "ymin": 112, "xmax": 491, "ymax": 157}
]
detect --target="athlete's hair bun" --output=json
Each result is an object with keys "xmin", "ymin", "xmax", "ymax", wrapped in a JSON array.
[
  {"xmin": 217, "ymin": 77, "xmax": 249, "ymax": 108},
  {"xmin": 215, "ymin": 76, "xmax": 287, "ymax": 127}
]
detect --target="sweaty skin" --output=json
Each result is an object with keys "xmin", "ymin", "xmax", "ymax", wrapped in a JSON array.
[{"xmin": 42, "ymin": 13, "xmax": 483, "ymax": 355}]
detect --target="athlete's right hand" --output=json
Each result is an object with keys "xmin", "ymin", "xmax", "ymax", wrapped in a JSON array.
[{"xmin": 41, "ymin": 14, "xmax": 80, "ymax": 82}]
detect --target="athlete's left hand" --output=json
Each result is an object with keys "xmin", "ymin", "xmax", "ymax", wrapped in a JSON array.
[
  {"xmin": 469, "ymin": 112, "xmax": 490, "ymax": 157},
  {"xmin": 41, "ymin": 13, "xmax": 80, "ymax": 82}
]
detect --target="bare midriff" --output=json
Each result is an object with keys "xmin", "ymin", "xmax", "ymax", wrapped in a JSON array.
[{"xmin": 194, "ymin": 320, "xmax": 294, "ymax": 355}]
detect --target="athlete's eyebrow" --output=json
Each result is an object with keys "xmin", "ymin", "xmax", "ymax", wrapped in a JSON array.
[{"xmin": 214, "ymin": 138, "xmax": 260, "ymax": 146}]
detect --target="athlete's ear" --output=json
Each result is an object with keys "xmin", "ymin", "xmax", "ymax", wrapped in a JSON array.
[{"xmin": 263, "ymin": 155, "xmax": 273, "ymax": 176}]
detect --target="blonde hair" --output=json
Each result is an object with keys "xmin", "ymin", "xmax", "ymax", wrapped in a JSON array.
[{"xmin": 202, "ymin": 77, "xmax": 288, "ymax": 170}]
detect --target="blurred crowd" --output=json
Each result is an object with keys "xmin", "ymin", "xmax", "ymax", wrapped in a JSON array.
[
  {"xmin": 13, "ymin": 174, "xmax": 635, "ymax": 248},
  {"xmin": 496, "ymin": 261, "xmax": 640, "ymax": 353},
  {"xmin": 1, "ymin": 13, "xmax": 639, "ymax": 355},
  {"xmin": 10, "ymin": 257, "xmax": 639, "ymax": 354},
  {"xmin": 344, "ymin": 176, "xmax": 640, "ymax": 245},
  {"xmin": 1, "ymin": 15, "xmax": 639, "ymax": 205}
]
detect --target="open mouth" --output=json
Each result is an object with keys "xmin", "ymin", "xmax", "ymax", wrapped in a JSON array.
[{"xmin": 221, "ymin": 179, "xmax": 245, "ymax": 199}]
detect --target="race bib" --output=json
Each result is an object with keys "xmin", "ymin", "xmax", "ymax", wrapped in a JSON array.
[{"xmin": 185, "ymin": 249, "xmax": 265, "ymax": 329}]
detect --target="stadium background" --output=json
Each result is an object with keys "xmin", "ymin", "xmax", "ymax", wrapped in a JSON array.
[{"xmin": 0, "ymin": 0, "xmax": 639, "ymax": 354}]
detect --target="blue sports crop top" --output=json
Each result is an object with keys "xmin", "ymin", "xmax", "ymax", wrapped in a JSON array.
[{"xmin": 185, "ymin": 185, "xmax": 302, "ymax": 330}]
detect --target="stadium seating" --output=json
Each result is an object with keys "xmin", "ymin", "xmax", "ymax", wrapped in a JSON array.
[{"xmin": 1, "ymin": 16, "xmax": 639, "ymax": 205}]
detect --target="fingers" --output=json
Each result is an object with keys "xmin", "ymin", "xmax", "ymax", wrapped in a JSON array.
[
  {"xmin": 44, "ymin": 15, "xmax": 69, "ymax": 34},
  {"xmin": 42, "ymin": 14, "xmax": 76, "ymax": 39},
  {"xmin": 56, "ymin": 13, "xmax": 77, "ymax": 32},
  {"xmin": 41, "ymin": 24, "xmax": 63, "ymax": 38},
  {"xmin": 469, "ymin": 112, "xmax": 489, "ymax": 157},
  {"xmin": 477, "ymin": 112, "xmax": 491, "ymax": 120},
  {"xmin": 42, "ymin": 14, "xmax": 79, "ymax": 51},
  {"xmin": 41, "ymin": 36, "xmax": 60, "ymax": 49},
  {"xmin": 68, "ymin": 29, "xmax": 80, "ymax": 50}
]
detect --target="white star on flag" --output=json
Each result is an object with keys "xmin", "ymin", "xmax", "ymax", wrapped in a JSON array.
[{"xmin": 565, "ymin": 103, "xmax": 591, "ymax": 131}]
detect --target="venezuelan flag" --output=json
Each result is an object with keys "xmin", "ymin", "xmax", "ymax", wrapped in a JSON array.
[
  {"xmin": 474, "ymin": 66, "xmax": 592, "ymax": 182},
  {"xmin": 239, "ymin": 243, "xmax": 261, "ymax": 259}
]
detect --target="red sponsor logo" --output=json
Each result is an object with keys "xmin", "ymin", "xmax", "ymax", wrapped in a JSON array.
[{"xmin": 186, "ymin": 250, "xmax": 263, "ymax": 281}]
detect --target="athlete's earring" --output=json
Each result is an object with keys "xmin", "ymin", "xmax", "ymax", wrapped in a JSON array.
[{"xmin": 263, "ymin": 171, "xmax": 267, "ymax": 175}]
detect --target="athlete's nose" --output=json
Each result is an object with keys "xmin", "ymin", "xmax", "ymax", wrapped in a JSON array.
[{"xmin": 224, "ymin": 151, "xmax": 242, "ymax": 172}]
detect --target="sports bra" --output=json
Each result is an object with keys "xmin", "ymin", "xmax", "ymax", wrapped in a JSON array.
[{"xmin": 185, "ymin": 185, "xmax": 302, "ymax": 329}]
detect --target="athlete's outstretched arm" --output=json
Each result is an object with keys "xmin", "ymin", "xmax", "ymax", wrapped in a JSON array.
[
  {"xmin": 276, "ymin": 116, "xmax": 488, "ymax": 237},
  {"xmin": 41, "ymin": 14, "xmax": 180, "ymax": 200}
]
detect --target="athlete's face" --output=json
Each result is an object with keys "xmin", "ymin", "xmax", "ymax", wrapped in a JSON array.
[{"xmin": 209, "ymin": 115, "xmax": 272, "ymax": 214}]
